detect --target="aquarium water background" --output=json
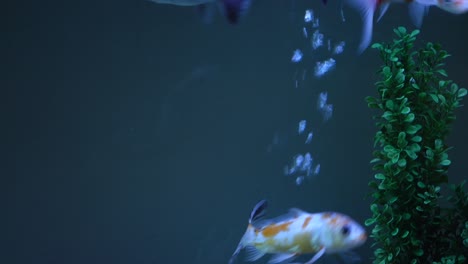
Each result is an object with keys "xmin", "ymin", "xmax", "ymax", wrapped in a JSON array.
[{"xmin": 7, "ymin": 0, "xmax": 468, "ymax": 263}]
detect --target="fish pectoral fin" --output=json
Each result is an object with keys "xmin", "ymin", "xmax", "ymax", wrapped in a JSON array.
[
  {"xmin": 244, "ymin": 246, "xmax": 266, "ymax": 262},
  {"xmin": 267, "ymin": 253, "xmax": 297, "ymax": 264},
  {"xmin": 304, "ymin": 247, "xmax": 326, "ymax": 264}
]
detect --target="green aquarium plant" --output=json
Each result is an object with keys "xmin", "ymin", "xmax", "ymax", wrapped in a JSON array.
[{"xmin": 365, "ymin": 27, "xmax": 468, "ymax": 263}]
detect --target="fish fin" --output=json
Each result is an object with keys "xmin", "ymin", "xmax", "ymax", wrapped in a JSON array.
[
  {"xmin": 221, "ymin": 0, "xmax": 252, "ymax": 24},
  {"xmin": 412, "ymin": 0, "xmax": 438, "ymax": 5},
  {"xmin": 358, "ymin": 5, "xmax": 376, "ymax": 53},
  {"xmin": 249, "ymin": 199, "xmax": 268, "ymax": 223},
  {"xmin": 376, "ymin": 3, "xmax": 390, "ymax": 22},
  {"xmin": 255, "ymin": 208, "xmax": 305, "ymax": 229},
  {"xmin": 230, "ymin": 225, "xmax": 257, "ymax": 264},
  {"xmin": 228, "ymin": 243, "xmax": 243, "ymax": 264},
  {"xmin": 288, "ymin": 208, "xmax": 308, "ymax": 216},
  {"xmin": 344, "ymin": 0, "xmax": 377, "ymax": 53},
  {"xmin": 267, "ymin": 253, "xmax": 297, "ymax": 264},
  {"xmin": 408, "ymin": 2, "xmax": 429, "ymax": 28},
  {"xmin": 244, "ymin": 245, "xmax": 266, "ymax": 262},
  {"xmin": 304, "ymin": 247, "xmax": 326, "ymax": 264}
]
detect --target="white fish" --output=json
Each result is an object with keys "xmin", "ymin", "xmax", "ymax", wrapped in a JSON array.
[
  {"xmin": 229, "ymin": 200, "xmax": 367, "ymax": 264},
  {"xmin": 343, "ymin": 0, "xmax": 468, "ymax": 53}
]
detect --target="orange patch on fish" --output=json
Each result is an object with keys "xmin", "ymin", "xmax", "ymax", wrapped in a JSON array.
[
  {"xmin": 322, "ymin": 213, "xmax": 332, "ymax": 219},
  {"xmin": 261, "ymin": 221, "xmax": 293, "ymax": 237},
  {"xmin": 302, "ymin": 216, "xmax": 312, "ymax": 229}
]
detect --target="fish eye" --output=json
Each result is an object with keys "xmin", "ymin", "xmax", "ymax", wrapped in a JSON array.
[{"xmin": 341, "ymin": 225, "xmax": 350, "ymax": 236}]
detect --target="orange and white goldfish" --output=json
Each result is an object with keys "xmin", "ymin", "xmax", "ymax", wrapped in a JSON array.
[
  {"xmin": 228, "ymin": 200, "xmax": 367, "ymax": 264},
  {"xmin": 344, "ymin": 0, "xmax": 468, "ymax": 53}
]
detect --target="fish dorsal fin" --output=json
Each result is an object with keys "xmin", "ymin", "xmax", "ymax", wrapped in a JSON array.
[
  {"xmin": 253, "ymin": 209, "xmax": 303, "ymax": 230},
  {"xmin": 288, "ymin": 208, "xmax": 308, "ymax": 217},
  {"xmin": 249, "ymin": 199, "xmax": 268, "ymax": 223}
]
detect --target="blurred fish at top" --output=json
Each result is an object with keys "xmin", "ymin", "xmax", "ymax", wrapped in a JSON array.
[
  {"xmin": 342, "ymin": 0, "xmax": 468, "ymax": 53},
  {"xmin": 431, "ymin": 0, "xmax": 468, "ymax": 14},
  {"xmin": 148, "ymin": 0, "xmax": 252, "ymax": 24}
]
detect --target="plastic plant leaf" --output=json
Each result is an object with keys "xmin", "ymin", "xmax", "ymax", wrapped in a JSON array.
[
  {"xmin": 401, "ymin": 106, "xmax": 410, "ymax": 114},
  {"xmin": 440, "ymin": 159, "xmax": 451, "ymax": 166},
  {"xmin": 375, "ymin": 173, "xmax": 385, "ymax": 180},
  {"xmin": 458, "ymin": 88, "xmax": 467, "ymax": 98},
  {"xmin": 365, "ymin": 218, "xmax": 376, "ymax": 226},
  {"xmin": 405, "ymin": 113, "xmax": 415, "ymax": 122}
]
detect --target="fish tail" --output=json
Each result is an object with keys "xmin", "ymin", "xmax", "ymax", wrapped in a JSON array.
[
  {"xmin": 344, "ymin": 0, "xmax": 377, "ymax": 53},
  {"xmin": 229, "ymin": 200, "xmax": 267, "ymax": 264},
  {"xmin": 408, "ymin": 2, "xmax": 430, "ymax": 28},
  {"xmin": 229, "ymin": 224, "xmax": 255, "ymax": 264},
  {"xmin": 228, "ymin": 243, "xmax": 242, "ymax": 264}
]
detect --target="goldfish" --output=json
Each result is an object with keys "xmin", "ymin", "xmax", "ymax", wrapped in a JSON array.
[
  {"xmin": 344, "ymin": 0, "xmax": 468, "ymax": 53},
  {"xmin": 431, "ymin": 0, "xmax": 468, "ymax": 14},
  {"xmin": 148, "ymin": 0, "xmax": 252, "ymax": 24},
  {"xmin": 228, "ymin": 200, "xmax": 367, "ymax": 264}
]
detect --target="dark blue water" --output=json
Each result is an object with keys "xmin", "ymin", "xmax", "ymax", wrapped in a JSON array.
[{"xmin": 7, "ymin": 0, "xmax": 468, "ymax": 263}]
